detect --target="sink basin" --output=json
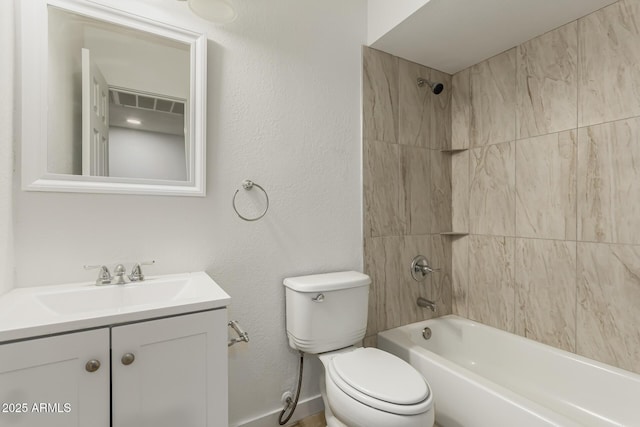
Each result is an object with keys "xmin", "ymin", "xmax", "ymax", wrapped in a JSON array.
[
  {"xmin": 36, "ymin": 278, "xmax": 190, "ymax": 315},
  {"xmin": 0, "ymin": 272, "xmax": 231, "ymax": 342}
]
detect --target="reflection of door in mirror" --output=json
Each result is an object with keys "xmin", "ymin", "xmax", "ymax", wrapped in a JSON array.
[
  {"xmin": 81, "ymin": 48, "xmax": 109, "ymax": 177},
  {"xmin": 47, "ymin": 6, "xmax": 191, "ymax": 182}
]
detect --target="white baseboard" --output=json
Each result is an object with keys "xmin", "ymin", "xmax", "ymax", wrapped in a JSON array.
[{"xmin": 235, "ymin": 395, "xmax": 324, "ymax": 427}]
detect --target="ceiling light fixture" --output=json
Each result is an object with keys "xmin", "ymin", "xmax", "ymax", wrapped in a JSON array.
[
  {"xmin": 177, "ymin": 0, "xmax": 237, "ymax": 24},
  {"xmin": 127, "ymin": 118, "xmax": 142, "ymax": 125}
]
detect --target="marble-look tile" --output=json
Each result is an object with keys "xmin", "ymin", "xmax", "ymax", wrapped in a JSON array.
[
  {"xmin": 400, "ymin": 146, "xmax": 431, "ymax": 235},
  {"xmin": 577, "ymin": 242, "xmax": 640, "ymax": 374},
  {"xmin": 516, "ymin": 22, "xmax": 578, "ymax": 139},
  {"xmin": 363, "ymin": 140, "xmax": 404, "ymax": 237},
  {"xmin": 451, "ymin": 236, "xmax": 469, "ymax": 317},
  {"xmin": 469, "ymin": 141, "xmax": 516, "ymax": 236},
  {"xmin": 402, "ymin": 235, "xmax": 436, "ymax": 325},
  {"xmin": 577, "ymin": 118, "xmax": 640, "ymax": 244},
  {"xmin": 430, "ymin": 150, "xmax": 452, "ymax": 233},
  {"xmin": 398, "ymin": 59, "xmax": 431, "ymax": 147},
  {"xmin": 469, "ymin": 49, "xmax": 516, "ymax": 147},
  {"xmin": 363, "ymin": 335, "xmax": 378, "ymax": 348},
  {"xmin": 430, "ymin": 234, "xmax": 453, "ymax": 316},
  {"xmin": 374, "ymin": 235, "xmax": 432, "ymax": 331},
  {"xmin": 452, "ymin": 67, "xmax": 471, "ymax": 150},
  {"xmin": 578, "ymin": 0, "xmax": 640, "ymax": 127},
  {"xmin": 516, "ymin": 131, "xmax": 577, "ymax": 240},
  {"xmin": 429, "ymin": 68, "xmax": 452, "ymax": 151},
  {"xmin": 363, "ymin": 47, "xmax": 398, "ymax": 143},
  {"xmin": 451, "ymin": 150, "xmax": 469, "ymax": 232},
  {"xmin": 468, "ymin": 235, "xmax": 515, "ymax": 331},
  {"xmin": 363, "ymin": 237, "xmax": 380, "ymax": 336},
  {"xmin": 515, "ymin": 238, "xmax": 577, "ymax": 352},
  {"xmin": 366, "ymin": 235, "xmax": 399, "ymax": 333}
]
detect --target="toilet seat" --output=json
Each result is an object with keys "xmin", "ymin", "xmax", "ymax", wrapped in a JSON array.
[{"xmin": 326, "ymin": 348, "xmax": 432, "ymax": 416}]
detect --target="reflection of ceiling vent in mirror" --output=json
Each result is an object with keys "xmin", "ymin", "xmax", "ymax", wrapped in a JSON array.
[
  {"xmin": 138, "ymin": 95, "xmax": 155, "ymax": 109},
  {"xmin": 172, "ymin": 103, "xmax": 185, "ymax": 114},
  {"xmin": 109, "ymin": 87, "xmax": 186, "ymax": 115},
  {"xmin": 116, "ymin": 91, "xmax": 138, "ymax": 107},
  {"xmin": 109, "ymin": 87, "xmax": 186, "ymax": 136},
  {"xmin": 156, "ymin": 99, "xmax": 174, "ymax": 113}
]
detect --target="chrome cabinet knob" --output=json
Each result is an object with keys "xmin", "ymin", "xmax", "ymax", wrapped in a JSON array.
[
  {"xmin": 85, "ymin": 359, "xmax": 101, "ymax": 373},
  {"xmin": 121, "ymin": 353, "xmax": 135, "ymax": 365}
]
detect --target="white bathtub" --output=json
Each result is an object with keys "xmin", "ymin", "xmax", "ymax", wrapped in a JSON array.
[{"xmin": 378, "ymin": 315, "xmax": 640, "ymax": 427}]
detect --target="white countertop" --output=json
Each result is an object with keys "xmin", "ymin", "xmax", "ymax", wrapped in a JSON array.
[{"xmin": 0, "ymin": 272, "xmax": 231, "ymax": 342}]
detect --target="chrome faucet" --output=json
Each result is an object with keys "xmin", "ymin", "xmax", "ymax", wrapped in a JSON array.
[
  {"xmin": 113, "ymin": 264, "xmax": 127, "ymax": 285},
  {"xmin": 411, "ymin": 255, "xmax": 440, "ymax": 281},
  {"xmin": 128, "ymin": 260, "xmax": 155, "ymax": 282},
  {"xmin": 417, "ymin": 297, "xmax": 437, "ymax": 312},
  {"xmin": 84, "ymin": 265, "xmax": 113, "ymax": 286},
  {"xmin": 85, "ymin": 261, "xmax": 155, "ymax": 286}
]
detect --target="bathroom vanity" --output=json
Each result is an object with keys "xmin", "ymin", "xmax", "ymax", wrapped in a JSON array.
[{"xmin": 0, "ymin": 272, "xmax": 230, "ymax": 427}]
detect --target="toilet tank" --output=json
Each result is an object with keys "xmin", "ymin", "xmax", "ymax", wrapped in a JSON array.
[{"xmin": 283, "ymin": 271, "xmax": 371, "ymax": 354}]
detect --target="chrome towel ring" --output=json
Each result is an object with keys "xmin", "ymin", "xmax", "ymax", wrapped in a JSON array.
[{"xmin": 232, "ymin": 179, "xmax": 269, "ymax": 221}]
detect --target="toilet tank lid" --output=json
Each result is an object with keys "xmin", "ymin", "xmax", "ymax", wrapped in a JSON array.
[{"xmin": 283, "ymin": 271, "xmax": 370, "ymax": 292}]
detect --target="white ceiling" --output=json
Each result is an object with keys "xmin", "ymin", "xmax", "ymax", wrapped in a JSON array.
[{"xmin": 370, "ymin": 0, "xmax": 618, "ymax": 74}]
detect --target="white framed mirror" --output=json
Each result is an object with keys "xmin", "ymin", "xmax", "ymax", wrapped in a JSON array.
[{"xmin": 20, "ymin": 0, "xmax": 207, "ymax": 196}]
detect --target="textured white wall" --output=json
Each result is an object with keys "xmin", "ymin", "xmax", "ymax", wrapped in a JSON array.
[
  {"xmin": 0, "ymin": 0, "xmax": 14, "ymax": 296},
  {"xmin": 13, "ymin": 0, "xmax": 366, "ymax": 424}
]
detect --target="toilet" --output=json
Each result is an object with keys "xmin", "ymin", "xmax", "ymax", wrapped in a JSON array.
[{"xmin": 283, "ymin": 271, "xmax": 435, "ymax": 427}]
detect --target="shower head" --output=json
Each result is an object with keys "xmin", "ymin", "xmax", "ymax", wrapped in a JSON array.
[{"xmin": 417, "ymin": 77, "xmax": 444, "ymax": 95}]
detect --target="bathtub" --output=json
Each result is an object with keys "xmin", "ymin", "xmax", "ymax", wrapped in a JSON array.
[{"xmin": 378, "ymin": 315, "xmax": 640, "ymax": 427}]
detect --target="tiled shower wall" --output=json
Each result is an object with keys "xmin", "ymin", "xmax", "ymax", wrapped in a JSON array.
[
  {"xmin": 362, "ymin": 47, "xmax": 453, "ymax": 345},
  {"xmin": 451, "ymin": 0, "xmax": 640, "ymax": 374}
]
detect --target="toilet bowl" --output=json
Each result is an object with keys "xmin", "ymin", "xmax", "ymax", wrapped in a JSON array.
[
  {"xmin": 318, "ymin": 347, "xmax": 434, "ymax": 427},
  {"xmin": 283, "ymin": 271, "xmax": 435, "ymax": 427}
]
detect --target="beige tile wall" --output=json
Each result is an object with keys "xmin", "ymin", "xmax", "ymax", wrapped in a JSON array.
[
  {"xmin": 451, "ymin": 0, "xmax": 640, "ymax": 374},
  {"xmin": 362, "ymin": 47, "xmax": 453, "ymax": 341}
]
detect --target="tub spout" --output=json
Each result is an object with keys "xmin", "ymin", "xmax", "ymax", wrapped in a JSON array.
[{"xmin": 417, "ymin": 297, "xmax": 437, "ymax": 312}]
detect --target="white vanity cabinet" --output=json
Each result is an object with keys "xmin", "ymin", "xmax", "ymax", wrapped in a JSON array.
[
  {"xmin": 0, "ymin": 309, "xmax": 228, "ymax": 427},
  {"xmin": 0, "ymin": 328, "xmax": 110, "ymax": 427},
  {"xmin": 112, "ymin": 309, "xmax": 227, "ymax": 427}
]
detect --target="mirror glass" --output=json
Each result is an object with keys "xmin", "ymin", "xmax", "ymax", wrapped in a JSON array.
[
  {"xmin": 22, "ymin": 0, "xmax": 207, "ymax": 196},
  {"xmin": 48, "ymin": 6, "xmax": 190, "ymax": 181}
]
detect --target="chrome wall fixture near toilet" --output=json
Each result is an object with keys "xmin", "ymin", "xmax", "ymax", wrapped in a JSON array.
[{"xmin": 283, "ymin": 271, "xmax": 435, "ymax": 427}]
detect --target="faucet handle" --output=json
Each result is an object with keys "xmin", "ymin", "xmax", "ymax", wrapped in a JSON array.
[
  {"xmin": 129, "ymin": 260, "xmax": 155, "ymax": 282},
  {"xmin": 84, "ymin": 265, "xmax": 112, "ymax": 286},
  {"xmin": 410, "ymin": 255, "xmax": 440, "ymax": 281}
]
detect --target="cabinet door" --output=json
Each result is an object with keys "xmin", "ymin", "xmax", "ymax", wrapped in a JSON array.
[
  {"xmin": 112, "ymin": 309, "xmax": 228, "ymax": 427},
  {"xmin": 0, "ymin": 328, "xmax": 110, "ymax": 427}
]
